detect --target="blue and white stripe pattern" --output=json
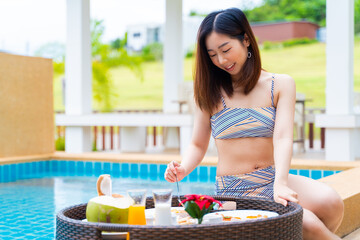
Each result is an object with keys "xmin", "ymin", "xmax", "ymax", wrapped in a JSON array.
[
  {"xmin": 215, "ymin": 165, "xmax": 275, "ymax": 200},
  {"xmin": 211, "ymin": 77, "xmax": 276, "ymax": 139}
]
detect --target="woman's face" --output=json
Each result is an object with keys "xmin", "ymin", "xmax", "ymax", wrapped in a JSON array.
[{"xmin": 205, "ymin": 31, "xmax": 249, "ymax": 80}]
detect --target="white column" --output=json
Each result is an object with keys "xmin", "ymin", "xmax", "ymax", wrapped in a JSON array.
[
  {"xmin": 163, "ymin": 0, "xmax": 184, "ymax": 151},
  {"xmin": 64, "ymin": 0, "xmax": 92, "ymax": 153},
  {"xmin": 163, "ymin": 0, "xmax": 183, "ymax": 113},
  {"xmin": 326, "ymin": 0, "xmax": 354, "ymax": 115},
  {"xmin": 316, "ymin": 0, "xmax": 356, "ymax": 161},
  {"xmin": 326, "ymin": 129, "xmax": 355, "ymax": 160}
]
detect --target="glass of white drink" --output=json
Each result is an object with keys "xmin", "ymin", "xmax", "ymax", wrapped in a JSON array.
[{"xmin": 152, "ymin": 189, "xmax": 173, "ymax": 225}]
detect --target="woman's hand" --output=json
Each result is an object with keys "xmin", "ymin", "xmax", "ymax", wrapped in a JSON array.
[
  {"xmin": 164, "ymin": 161, "xmax": 186, "ymax": 183},
  {"xmin": 273, "ymin": 182, "xmax": 299, "ymax": 206}
]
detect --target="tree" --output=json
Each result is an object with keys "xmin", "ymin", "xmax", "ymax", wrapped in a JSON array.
[
  {"xmin": 91, "ymin": 19, "xmax": 143, "ymax": 112},
  {"xmin": 355, "ymin": 0, "xmax": 360, "ymax": 34},
  {"xmin": 244, "ymin": 0, "xmax": 326, "ymax": 27},
  {"xmin": 36, "ymin": 19, "xmax": 144, "ymax": 112},
  {"xmin": 189, "ymin": 10, "xmax": 207, "ymax": 17},
  {"xmin": 141, "ymin": 42, "xmax": 163, "ymax": 61},
  {"xmin": 110, "ymin": 32, "xmax": 127, "ymax": 50}
]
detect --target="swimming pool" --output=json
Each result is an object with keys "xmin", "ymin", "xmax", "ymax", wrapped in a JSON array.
[{"xmin": 0, "ymin": 160, "xmax": 341, "ymax": 239}]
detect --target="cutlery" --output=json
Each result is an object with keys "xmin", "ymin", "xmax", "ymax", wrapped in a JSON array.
[{"xmin": 174, "ymin": 166, "xmax": 185, "ymax": 207}]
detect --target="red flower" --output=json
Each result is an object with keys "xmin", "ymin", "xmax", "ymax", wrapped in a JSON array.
[
  {"xmin": 180, "ymin": 194, "xmax": 222, "ymax": 224},
  {"xmin": 181, "ymin": 194, "xmax": 222, "ymax": 209}
]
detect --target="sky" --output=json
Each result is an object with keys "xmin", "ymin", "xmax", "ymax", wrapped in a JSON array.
[{"xmin": 0, "ymin": 0, "xmax": 262, "ymax": 56}]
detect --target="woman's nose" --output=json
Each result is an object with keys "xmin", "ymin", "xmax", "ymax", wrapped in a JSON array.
[{"xmin": 218, "ymin": 55, "xmax": 227, "ymax": 65}]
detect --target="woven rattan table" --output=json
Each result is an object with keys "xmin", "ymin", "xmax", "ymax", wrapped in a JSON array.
[{"xmin": 56, "ymin": 195, "xmax": 303, "ymax": 240}]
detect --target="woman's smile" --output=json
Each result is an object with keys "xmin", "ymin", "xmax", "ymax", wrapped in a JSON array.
[
  {"xmin": 224, "ymin": 63, "xmax": 235, "ymax": 71},
  {"xmin": 205, "ymin": 32, "xmax": 249, "ymax": 78}
]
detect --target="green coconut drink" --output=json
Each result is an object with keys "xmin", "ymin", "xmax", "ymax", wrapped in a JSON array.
[{"xmin": 86, "ymin": 195, "xmax": 132, "ymax": 224}]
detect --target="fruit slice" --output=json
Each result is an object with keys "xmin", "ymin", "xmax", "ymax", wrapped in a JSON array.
[{"xmin": 97, "ymin": 174, "xmax": 112, "ymax": 196}]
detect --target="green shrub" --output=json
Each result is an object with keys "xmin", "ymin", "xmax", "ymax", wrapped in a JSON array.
[
  {"xmin": 141, "ymin": 42, "xmax": 163, "ymax": 61},
  {"xmin": 262, "ymin": 38, "xmax": 318, "ymax": 51},
  {"xmin": 282, "ymin": 38, "xmax": 318, "ymax": 47},
  {"xmin": 55, "ymin": 137, "xmax": 65, "ymax": 151},
  {"xmin": 185, "ymin": 49, "xmax": 194, "ymax": 58},
  {"xmin": 354, "ymin": 35, "xmax": 360, "ymax": 42},
  {"xmin": 92, "ymin": 141, "xmax": 97, "ymax": 151},
  {"xmin": 185, "ymin": 44, "xmax": 196, "ymax": 58},
  {"xmin": 262, "ymin": 41, "xmax": 282, "ymax": 50},
  {"xmin": 55, "ymin": 136, "xmax": 98, "ymax": 151}
]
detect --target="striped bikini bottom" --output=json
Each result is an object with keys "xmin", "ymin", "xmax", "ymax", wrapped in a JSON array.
[{"xmin": 215, "ymin": 165, "xmax": 275, "ymax": 200}]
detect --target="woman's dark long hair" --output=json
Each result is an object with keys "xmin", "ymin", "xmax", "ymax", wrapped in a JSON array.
[{"xmin": 194, "ymin": 8, "xmax": 261, "ymax": 114}]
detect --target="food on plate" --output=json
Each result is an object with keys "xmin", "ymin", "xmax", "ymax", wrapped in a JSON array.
[
  {"xmin": 222, "ymin": 214, "xmax": 233, "ymax": 221},
  {"xmin": 171, "ymin": 207, "xmax": 189, "ymax": 218},
  {"xmin": 171, "ymin": 208, "xmax": 185, "ymax": 214},
  {"xmin": 213, "ymin": 212, "xmax": 270, "ymax": 222},
  {"xmin": 177, "ymin": 216, "xmax": 198, "ymax": 225},
  {"xmin": 174, "ymin": 209, "xmax": 275, "ymax": 225},
  {"xmin": 246, "ymin": 214, "xmax": 268, "ymax": 219}
]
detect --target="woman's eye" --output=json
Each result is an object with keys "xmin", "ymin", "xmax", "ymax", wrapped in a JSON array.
[
  {"xmin": 209, "ymin": 54, "xmax": 216, "ymax": 58},
  {"xmin": 223, "ymin": 48, "xmax": 231, "ymax": 53}
]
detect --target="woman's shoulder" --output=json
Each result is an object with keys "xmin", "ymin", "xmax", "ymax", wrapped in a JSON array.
[
  {"xmin": 260, "ymin": 71, "xmax": 293, "ymax": 82},
  {"xmin": 259, "ymin": 71, "xmax": 294, "ymax": 88},
  {"xmin": 272, "ymin": 72, "xmax": 294, "ymax": 82},
  {"xmin": 272, "ymin": 73, "xmax": 295, "ymax": 91}
]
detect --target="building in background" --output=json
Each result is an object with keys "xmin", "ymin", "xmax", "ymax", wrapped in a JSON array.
[
  {"xmin": 127, "ymin": 23, "xmax": 163, "ymax": 52},
  {"xmin": 251, "ymin": 21, "xmax": 319, "ymax": 44},
  {"xmin": 127, "ymin": 19, "xmax": 321, "ymax": 54},
  {"xmin": 126, "ymin": 16, "xmax": 203, "ymax": 55}
]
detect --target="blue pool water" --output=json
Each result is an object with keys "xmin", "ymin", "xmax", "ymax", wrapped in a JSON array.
[{"xmin": 0, "ymin": 160, "xmax": 341, "ymax": 239}]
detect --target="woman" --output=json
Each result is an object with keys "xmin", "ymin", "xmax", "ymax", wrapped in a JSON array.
[{"xmin": 164, "ymin": 8, "xmax": 344, "ymax": 240}]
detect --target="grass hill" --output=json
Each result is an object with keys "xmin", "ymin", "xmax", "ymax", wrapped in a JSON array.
[{"xmin": 53, "ymin": 41, "xmax": 360, "ymax": 111}]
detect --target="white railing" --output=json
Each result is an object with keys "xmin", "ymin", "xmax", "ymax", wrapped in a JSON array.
[{"xmin": 55, "ymin": 110, "xmax": 193, "ymax": 155}]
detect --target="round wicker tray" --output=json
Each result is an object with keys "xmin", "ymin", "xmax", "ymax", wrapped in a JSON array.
[{"xmin": 56, "ymin": 195, "xmax": 303, "ymax": 240}]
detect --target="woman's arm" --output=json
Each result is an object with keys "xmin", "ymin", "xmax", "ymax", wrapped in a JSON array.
[
  {"xmin": 272, "ymin": 74, "xmax": 299, "ymax": 206},
  {"xmin": 165, "ymin": 105, "xmax": 212, "ymax": 182}
]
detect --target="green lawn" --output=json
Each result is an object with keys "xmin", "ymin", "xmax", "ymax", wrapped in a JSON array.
[
  {"xmin": 262, "ymin": 42, "xmax": 360, "ymax": 107},
  {"xmin": 53, "ymin": 41, "xmax": 360, "ymax": 111}
]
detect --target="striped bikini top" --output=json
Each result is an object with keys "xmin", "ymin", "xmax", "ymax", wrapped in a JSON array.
[{"xmin": 210, "ymin": 77, "xmax": 276, "ymax": 139}]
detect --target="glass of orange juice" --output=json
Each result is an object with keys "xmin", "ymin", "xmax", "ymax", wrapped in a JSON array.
[{"xmin": 127, "ymin": 189, "xmax": 147, "ymax": 225}]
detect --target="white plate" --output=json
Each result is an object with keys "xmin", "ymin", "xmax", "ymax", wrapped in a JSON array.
[
  {"xmin": 145, "ymin": 207, "xmax": 185, "ymax": 217},
  {"xmin": 205, "ymin": 209, "xmax": 278, "ymax": 222},
  {"xmin": 145, "ymin": 207, "xmax": 185, "ymax": 225}
]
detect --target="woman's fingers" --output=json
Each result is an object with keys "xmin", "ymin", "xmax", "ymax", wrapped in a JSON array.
[
  {"xmin": 164, "ymin": 169, "xmax": 175, "ymax": 182},
  {"xmin": 275, "ymin": 197, "xmax": 288, "ymax": 207},
  {"xmin": 287, "ymin": 195, "xmax": 299, "ymax": 203},
  {"xmin": 164, "ymin": 161, "xmax": 179, "ymax": 182},
  {"xmin": 285, "ymin": 191, "xmax": 299, "ymax": 203},
  {"xmin": 275, "ymin": 192, "xmax": 299, "ymax": 206},
  {"xmin": 168, "ymin": 161, "xmax": 178, "ymax": 175},
  {"xmin": 166, "ymin": 166, "xmax": 175, "ymax": 178}
]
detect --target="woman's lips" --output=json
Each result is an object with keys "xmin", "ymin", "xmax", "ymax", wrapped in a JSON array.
[{"xmin": 225, "ymin": 63, "xmax": 235, "ymax": 72}]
